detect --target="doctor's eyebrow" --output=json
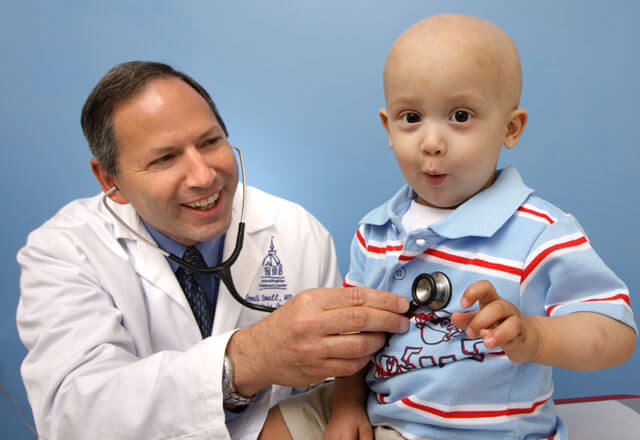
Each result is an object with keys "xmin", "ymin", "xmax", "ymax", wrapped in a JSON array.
[
  {"xmin": 146, "ymin": 126, "xmax": 225, "ymax": 160},
  {"xmin": 196, "ymin": 126, "xmax": 225, "ymax": 144},
  {"xmin": 145, "ymin": 145, "xmax": 181, "ymax": 164}
]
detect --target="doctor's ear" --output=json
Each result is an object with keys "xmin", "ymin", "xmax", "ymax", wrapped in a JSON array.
[{"xmin": 90, "ymin": 158, "xmax": 129, "ymax": 205}]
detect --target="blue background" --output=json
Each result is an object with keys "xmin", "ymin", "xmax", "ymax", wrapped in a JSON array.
[{"xmin": 1, "ymin": 1, "xmax": 638, "ymax": 437}]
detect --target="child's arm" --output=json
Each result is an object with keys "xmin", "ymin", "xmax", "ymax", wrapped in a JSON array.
[
  {"xmin": 323, "ymin": 368, "xmax": 372, "ymax": 440},
  {"xmin": 451, "ymin": 280, "xmax": 636, "ymax": 370}
]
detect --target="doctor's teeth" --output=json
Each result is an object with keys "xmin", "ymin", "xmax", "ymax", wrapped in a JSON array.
[{"xmin": 186, "ymin": 193, "xmax": 219, "ymax": 209}]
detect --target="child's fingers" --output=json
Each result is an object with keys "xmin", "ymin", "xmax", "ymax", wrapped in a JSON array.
[
  {"xmin": 466, "ymin": 299, "xmax": 518, "ymax": 339},
  {"xmin": 481, "ymin": 315, "xmax": 523, "ymax": 349},
  {"xmin": 451, "ymin": 310, "xmax": 477, "ymax": 330},
  {"xmin": 460, "ymin": 280, "xmax": 500, "ymax": 309}
]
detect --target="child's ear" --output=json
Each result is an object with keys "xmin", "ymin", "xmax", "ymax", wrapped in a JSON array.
[
  {"xmin": 90, "ymin": 157, "xmax": 129, "ymax": 205},
  {"xmin": 379, "ymin": 108, "xmax": 393, "ymax": 148},
  {"xmin": 504, "ymin": 108, "xmax": 528, "ymax": 149}
]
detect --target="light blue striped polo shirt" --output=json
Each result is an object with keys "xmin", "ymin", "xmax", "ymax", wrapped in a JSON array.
[{"xmin": 344, "ymin": 167, "xmax": 636, "ymax": 440}]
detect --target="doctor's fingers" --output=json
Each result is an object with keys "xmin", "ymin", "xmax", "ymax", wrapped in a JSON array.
[
  {"xmin": 266, "ymin": 334, "xmax": 382, "ymax": 385},
  {"xmin": 311, "ymin": 334, "xmax": 386, "ymax": 377},
  {"xmin": 299, "ymin": 287, "xmax": 410, "ymax": 315},
  {"xmin": 316, "ymin": 306, "xmax": 410, "ymax": 335},
  {"xmin": 316, "ymin": 357, "xmax": 372, "ymax": 382},
  {"xmin": 324, "ymin": 332, "xmax": 388, "ymax": 361},
  {"xmin": 282, "ymin": 356, "xmax": 372, "ymax": 386}
]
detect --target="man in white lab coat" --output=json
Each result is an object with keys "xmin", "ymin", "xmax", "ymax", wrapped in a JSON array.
[{"xmin": 16, "ymin": 61, "xmax": 410, "ymax": 440}]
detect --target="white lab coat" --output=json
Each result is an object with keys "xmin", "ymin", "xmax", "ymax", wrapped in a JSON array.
[{"xmin": 17, "ymin": 185, "xmax": 341, "ymax": 440}]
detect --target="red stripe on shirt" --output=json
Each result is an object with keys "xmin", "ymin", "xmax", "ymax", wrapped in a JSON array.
[
  {"xmin": 584, "ymin": 293, "xmax": 631, "ymax": 307},
  {"xmin": 356, "ymin": 230, "xmax": 403, "ymax": 254},
  {"xmin": 401, "ymin": 395, "xmax": 551, "ymax": 419},
  {"xmin": 424, "ymin": 248, "xmax": 523, "ymax": 277},
  {"xmin": 356, "ymin": 229, "xmax": 367, "ymax": 248},
  {"xmin": 546, "ymin": 292, "xmax": 631, "ymax": 316},
  {"xmin": 517, "ymin": 206, "xmax": 555, "ymax": 224},
  {"xmin": 522, "ymin": 236, "xmax": 588, "ymax": 284}
]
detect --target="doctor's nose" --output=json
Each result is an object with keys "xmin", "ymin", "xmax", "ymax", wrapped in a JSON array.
[
  {"xmin": 184, "ymin": 148, "xmax": 216, "ymax": 188},
  {"xmin": 420, "ymin": 126, "xmax": 447, "ymax": 157}
]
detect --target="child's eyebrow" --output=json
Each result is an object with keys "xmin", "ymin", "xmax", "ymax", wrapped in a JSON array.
[
  {"xmin": 387, "ymin": 96, "xmax": 420, "ymax": 108},
  {"xmin": 448, "ymin": 90, "xmax": 487, "ymax": 101},
  {"xmin": 446, "ymin": 91, "xmax": 490, "ymax": 109}
]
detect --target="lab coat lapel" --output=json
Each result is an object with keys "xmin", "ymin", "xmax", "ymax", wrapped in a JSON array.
[{"xmin": 108, "ymin": 200, "xmax": 193, "ymax": 314}]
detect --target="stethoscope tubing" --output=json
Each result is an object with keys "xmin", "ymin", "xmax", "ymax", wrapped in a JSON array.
[
  {"xmin": 102, "ymin": 146, "xmax": 452, "ymax": 316},
  {"xmin": 102, "ymin": 145, "xmax": 276, "ymax": 313}
]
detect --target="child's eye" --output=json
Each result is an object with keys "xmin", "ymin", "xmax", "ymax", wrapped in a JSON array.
[
  {"xmin": 401, "ymin": 112, "xmax": 421, "ymax": 123},
  {"xmin": 449, "ymin": 110, "xmax": 471, "ymax": 123}
]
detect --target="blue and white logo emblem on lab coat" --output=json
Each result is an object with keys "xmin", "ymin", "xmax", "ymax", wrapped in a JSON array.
[{"xmin": 258, "ymin": 236, "xmax": 288, "ymax": 293}]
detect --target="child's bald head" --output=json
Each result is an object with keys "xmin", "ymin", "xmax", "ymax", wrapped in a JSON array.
[
  {"xmin": 379, "ymin": 14, "xmax": 528, "ymax": 208},
  {"xmin": 383, "ymin": 14, "xmax": 523, "ymax": 111}
]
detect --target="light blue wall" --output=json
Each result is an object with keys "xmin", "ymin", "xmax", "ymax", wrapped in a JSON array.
[{"xmin": 1, "ymin": 1, "xmax": 638, "ymax": 437}]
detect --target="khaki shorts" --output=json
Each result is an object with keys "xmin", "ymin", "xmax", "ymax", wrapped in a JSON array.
[{"xmin": 278, "ymin": 382, "xmax": 405, "ymax": 440}]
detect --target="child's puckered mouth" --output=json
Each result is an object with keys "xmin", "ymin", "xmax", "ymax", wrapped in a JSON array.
[{"xmin": 424, "ymin": 172, "xmax": 447, "ymax": 186}]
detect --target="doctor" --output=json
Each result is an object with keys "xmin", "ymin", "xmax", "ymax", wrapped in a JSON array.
[{"xmin": 16, "ymin": 61, "xmax": 410, "ymax": 440}]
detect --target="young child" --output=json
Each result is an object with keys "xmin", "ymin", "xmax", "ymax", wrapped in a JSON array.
[{"xmin": 260, "ymin": 13, "xmax": 636, "ymax": 440}]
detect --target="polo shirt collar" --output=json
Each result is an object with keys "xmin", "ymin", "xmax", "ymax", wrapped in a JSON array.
[{"xmin": 361, "ymin": 166, "xmax": 533, "ymax": 239}]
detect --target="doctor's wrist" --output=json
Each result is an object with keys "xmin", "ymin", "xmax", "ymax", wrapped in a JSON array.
[
  {"xmin": 222, "ymin": 354, "xmax": 256, "ymax": 408},
  {"xmin": 225, "ymin": 328, "xmax": 270, "ymax": 397}
]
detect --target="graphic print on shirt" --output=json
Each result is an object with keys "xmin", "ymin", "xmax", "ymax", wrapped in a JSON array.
[
  {"xmin": 414, "ymin": 310, "xmax": 464, "ymax": 345},
  {"xmin": 247, "ymin": 236, "xmax": 291, "ymax": 307},
  {"xmin": 372, "ymin": 309, "xmax": 501, "ymax": 380}
]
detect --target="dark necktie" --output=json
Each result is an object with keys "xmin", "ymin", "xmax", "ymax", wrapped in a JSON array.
[{"xmin": 175, "ymin": 246, "xmax": 214, "ymax": 338}]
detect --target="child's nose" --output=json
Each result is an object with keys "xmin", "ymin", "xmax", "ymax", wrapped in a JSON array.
[{"xmin": 420, "ymin": 126, "xmax": 446, "ymax": 156}]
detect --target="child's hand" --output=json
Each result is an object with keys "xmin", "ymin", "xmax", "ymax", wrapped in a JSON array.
[
  {"xmin": 323, "ymin": 405, "xmax": 372, "ymax": 440},
  {"xmin": 451, "ymin": 280, "xmax": 542, "ymax": 364}
]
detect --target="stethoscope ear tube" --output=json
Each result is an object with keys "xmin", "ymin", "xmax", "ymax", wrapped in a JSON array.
[{"xmin": 101, "ymin": 146, "xmax": 275, "ymax": 313}]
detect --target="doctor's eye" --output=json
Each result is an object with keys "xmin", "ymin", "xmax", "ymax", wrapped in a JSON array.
[
  {"xmin": 204, "ymin": 136, "xmax": 221, "ymax": 146},
  {"xmin": 449, "ymin": 110, "xmax": 471, "ymax": 123},
  {"xmin": 197, "ymin": 137, "xmax": 221, "ymax": 151},
  {"xmin": 149, "ymin": 154, "xmax": 175, "ymax": 167},
  {"xmin": 401, "ymin": 112, "xmax": 421, "ymax": 124}
]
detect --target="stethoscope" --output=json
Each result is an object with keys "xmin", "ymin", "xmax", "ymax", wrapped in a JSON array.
[
  {"xmin": 102, "ymin": 145, "xmax": 276, "ymax": 313},
  {"xmin": 407, "ymin": 271, "xmax": 452, "ymax": 315},
  {"xmin": 102, "ymin": 145, "xmax": 453, "ymax": 315}
]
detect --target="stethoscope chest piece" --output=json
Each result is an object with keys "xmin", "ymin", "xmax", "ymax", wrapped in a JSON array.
[{"xmin": 409, "ymin": 271, "xmax": 452, "ymax": 314}]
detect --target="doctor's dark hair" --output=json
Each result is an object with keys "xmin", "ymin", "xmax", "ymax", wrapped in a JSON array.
[{"xmin": 81, "ymin": 61, "xmax": 228, "ymax": 176}]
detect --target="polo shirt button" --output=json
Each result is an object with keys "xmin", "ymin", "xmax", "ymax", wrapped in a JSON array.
[
  {"xmin": 416, "ymin": 238, "xmax": 426, "ymax": 246},
  {"xmin": 393, "ymin": 268, "xmax": 406, "ymax": 280}
]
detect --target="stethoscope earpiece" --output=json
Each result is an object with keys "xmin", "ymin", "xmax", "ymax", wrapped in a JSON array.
[{"xmin": 408, "ymin": 271, "xmax": 452, "ymax": 314}]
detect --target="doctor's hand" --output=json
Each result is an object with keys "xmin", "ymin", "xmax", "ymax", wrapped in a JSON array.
[
  {"xmin": 451, "ymin": 280, "xmax": 542, "ymax": 364},
  {"xmin": 226, "ymin": 287, "xmax": 409, "ymax": 397}
]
